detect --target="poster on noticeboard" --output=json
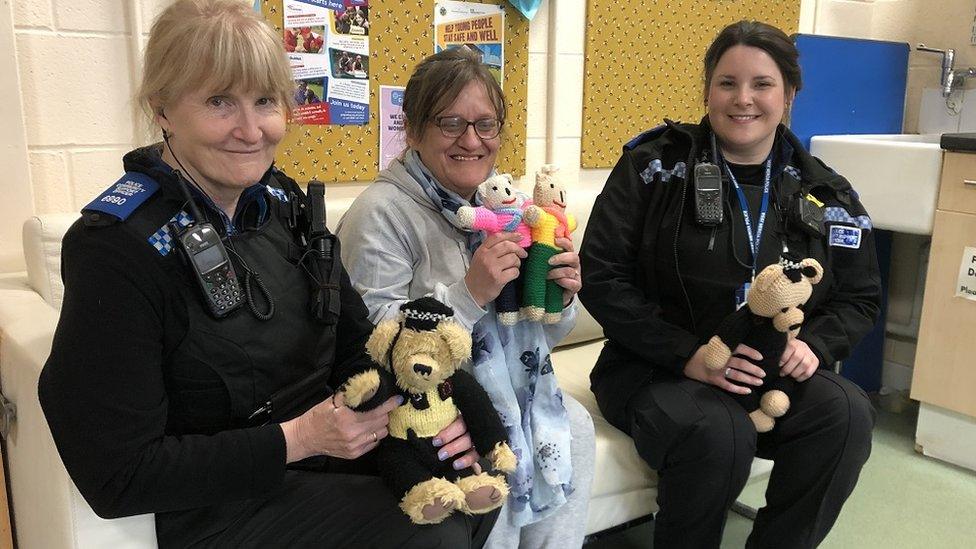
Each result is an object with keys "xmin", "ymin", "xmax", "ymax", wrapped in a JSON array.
[
  {"xmin": 433, "ymin": 1, "xmax": 504, "ymax": 86},
  {"xmin": 283, "ymin": 0, "xmax": 370, "ymax": 125},
  {"xmin": 379, "ymin": 85, "xmax": 407, "ymax": 171}
]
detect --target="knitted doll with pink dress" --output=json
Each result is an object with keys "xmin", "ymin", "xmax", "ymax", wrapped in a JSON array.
[{"xmin": 456, "ymin": 174, "xmax": 532, "ymax": 325}]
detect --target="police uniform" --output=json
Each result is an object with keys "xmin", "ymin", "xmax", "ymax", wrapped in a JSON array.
[
  {"xmin": 579, "ymin": 120, "xmax": 879, "ymax": 548},
  {"xmin": 38, "ymin": 145, "xmax": 495, "ymax": 548}
]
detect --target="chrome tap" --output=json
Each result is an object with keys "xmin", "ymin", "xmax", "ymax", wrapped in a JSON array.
[{"xmin": 918, "ymin": 44, "xmax": 976, "ymax": 97}]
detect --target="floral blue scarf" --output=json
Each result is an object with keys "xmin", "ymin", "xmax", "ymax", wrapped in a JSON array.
[{"xmin": 404, "ymin": 150, "xmax": 574, "ymax": 526}]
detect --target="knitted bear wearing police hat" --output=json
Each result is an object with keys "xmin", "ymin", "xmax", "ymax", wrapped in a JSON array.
[
  {"xmin": 342, "ymin": 297, "xmax": 517, "ymax": 524},
  {"xmin": 701, "ymin": 255, "xmax": 824, "ymax": 432}
]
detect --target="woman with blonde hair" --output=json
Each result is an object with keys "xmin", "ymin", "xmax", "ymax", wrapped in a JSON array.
[{"xmin": 39, "ymin": 1, "xmax": 495, "ymax": 546}]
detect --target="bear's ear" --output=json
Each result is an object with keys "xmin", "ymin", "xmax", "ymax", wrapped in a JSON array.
[
  {"xmin": 800, "ymin": 258, "xmax": 824, "ymax": 285},
  {"xmin": 435, "ymin": 321, "xmax": 472, "ymax": 365},
  {"xmin": 365, "ymin": 320, "xmax": 401, "ymax": 368}
]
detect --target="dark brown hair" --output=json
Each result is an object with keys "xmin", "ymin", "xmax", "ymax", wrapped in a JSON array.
[
  {"xmin": 402, "ymin": 48, "xmax": 506, "ymax": 144},
  {"xmin": 703, "ymin": 21, "xmax": 801, "ymax": 96}
]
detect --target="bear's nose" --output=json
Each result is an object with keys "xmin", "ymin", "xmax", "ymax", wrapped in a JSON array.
[
  {"xmin": 413, "ymin": 363, "xmax": 433, "ymax": 377},
  {"xmin": 789, "ymin": 323, "xmax": 801, "ymax": 331}
]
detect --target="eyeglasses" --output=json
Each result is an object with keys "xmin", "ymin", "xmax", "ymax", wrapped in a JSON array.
[{"xmin": 433, "ymin": 116, "xmax": 502, "ymax": 139}]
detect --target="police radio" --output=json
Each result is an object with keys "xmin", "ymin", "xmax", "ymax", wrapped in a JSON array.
[
  {"xmin": 694, "ymin": 131, "xmax": 725, "ymax": 227},
  {"xmin": 172, "ymin": 171, "xmax": 244, "ymax": 318},
  {"xmin": 694, "ymin": 162, "xmax": 724, "ymax": 226}
]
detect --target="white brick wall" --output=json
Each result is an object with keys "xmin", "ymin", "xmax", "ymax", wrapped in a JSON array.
[
  {"xmin": 28, "ymin": 150, "xmax": 73, "ymax": 214},
  {"xmin": 17, "ymin": 33, "xmax": 137, "ymax": 145},
  {"xmin": 11, "ymin": 0, "xmax": 155, "ymax": 219},
  {"xmin": 1, "ymin": 0, "xmax": 34, "ymax": 270}
]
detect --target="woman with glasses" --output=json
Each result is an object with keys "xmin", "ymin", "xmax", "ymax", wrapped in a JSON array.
[{"xmin": 337, "ymin": 48, "xmax": 595, "ymax": 548}]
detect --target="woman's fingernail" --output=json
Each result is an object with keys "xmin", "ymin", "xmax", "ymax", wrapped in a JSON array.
[
  {"xmin": 432, "ymin": 438, "xmax": 444, "ymax": 447},
  {"xmin": 438, "ymin": 450, "xmax": 448, "ymax": 461},
  {"xmin": 452, "ymin": 459, "xmax": 465, "ymax": 470},
  {"xmin": 395, "ymin": 395, "xmax": 405, "ymax": 406}
]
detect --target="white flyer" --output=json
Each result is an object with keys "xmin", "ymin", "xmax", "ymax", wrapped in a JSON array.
[{"xmin": 955, "ymin": 246, "xmax": 976, "ymax": 301}]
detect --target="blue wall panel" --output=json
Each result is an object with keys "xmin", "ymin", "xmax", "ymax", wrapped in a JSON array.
[
  {"xmin": 791, "ymin": 34, "xmax": 910, "ymax": 148},
  {"xmin": 790, "ymin": 34, "xmax": 909, "ymax": 392}
]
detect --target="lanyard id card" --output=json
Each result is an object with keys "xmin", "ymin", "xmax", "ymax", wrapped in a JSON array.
[
  {"xmin": 735, "ymin": 282, "xmax": 751, "ymax": 310},
  {"xmin": 724, "ymin": 156, "xmax": 772, "ymax": 311}
]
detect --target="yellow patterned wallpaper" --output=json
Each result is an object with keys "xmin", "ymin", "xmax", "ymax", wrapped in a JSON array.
[
  {"xmin": 582, "ymin": 1, "xmax": 799, "ymax": 168},
  {"xmin": 261, "ymin": 0, "xmax": 528, "ymax": 183}
]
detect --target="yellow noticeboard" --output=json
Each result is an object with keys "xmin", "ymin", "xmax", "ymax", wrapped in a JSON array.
[
  {"xmin": 582, "ymin": 0, "xmax": 800, "ymax": 168},
  {"xmin": 260, "ymin": 0, "xmax": 528, "ymax": 184}
]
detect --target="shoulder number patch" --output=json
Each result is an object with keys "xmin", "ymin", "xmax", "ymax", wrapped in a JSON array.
[
  {"xmin": 82, "ymin": 172, "xmax": 159, "ymax": 221},
  {"xmin": 829, "ymin": 225, "xmax": 862, "ymax": 249}
]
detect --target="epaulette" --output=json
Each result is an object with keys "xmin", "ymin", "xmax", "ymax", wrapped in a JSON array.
[
  {"xmin": 81, "ymin": 172, "xmax": 159, "ymax": 226},
  {"xmin": 623, "ymin": 124, "xmax": 668, "ymax": 151}
]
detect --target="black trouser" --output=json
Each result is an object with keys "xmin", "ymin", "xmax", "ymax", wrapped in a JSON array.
[
  {"xmin": 157, "ymin": 468, "xmax": 498, "ymax": 548},
  {"xmin": 626, "ymin": 369, "xmax": 875, "ymax": 549}
]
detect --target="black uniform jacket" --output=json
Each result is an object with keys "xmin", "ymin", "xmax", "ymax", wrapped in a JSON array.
[
  {"xmin": 38, "ymin": 146, "xmax": 378, "ymax": 539},
  {"xmin": 579, "ymin": 119, "xmax": 882, "ymax": 430}
]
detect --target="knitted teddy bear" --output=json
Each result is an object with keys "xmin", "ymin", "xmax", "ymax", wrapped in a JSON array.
[
  {"xmin": 456, "ymin": 174, "xmax": 532, "ymax": 326},
  {"xmin": 701, "ymin": 256, "xmax": 824, "ymax": 432},
  {"xmin": 522, "ymin": 165, "xmax": 576, "ymax": 323},
  {"xmin": 341, "ymin": 297, "xmax": 517, "ymax": 524}
]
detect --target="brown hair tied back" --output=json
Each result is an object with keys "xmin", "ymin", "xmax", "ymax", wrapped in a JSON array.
[{"xmin": 703, "ymin": 21, "xmax": 802, "ymax": 98}]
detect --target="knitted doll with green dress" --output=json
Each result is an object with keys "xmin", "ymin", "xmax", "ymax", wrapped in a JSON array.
[{"xmin": 521, "ymin": 165, "xmax": 576, "ymax": 323}]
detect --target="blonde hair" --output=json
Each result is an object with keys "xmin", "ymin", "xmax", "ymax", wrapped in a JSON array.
[{"xmin": 137, "ymin": 0, "xmax": 294, "ymax": 120}]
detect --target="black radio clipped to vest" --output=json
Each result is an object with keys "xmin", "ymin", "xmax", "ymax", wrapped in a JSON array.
[
  {"xmin": 694, "ymin": 162, "xmax": 724, "ymax": 226},
  {"xmin": 694, "ymin": 131, "xmax": 726, "ymax": 227},
  {"xmin": 171, "ymin": 171, "xmax": 244, "ymax": 318}
]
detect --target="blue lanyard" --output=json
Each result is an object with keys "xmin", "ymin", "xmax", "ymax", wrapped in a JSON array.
[{"xmin": 724, "ymin": 157, "xmax": 772, "ymax": 279}]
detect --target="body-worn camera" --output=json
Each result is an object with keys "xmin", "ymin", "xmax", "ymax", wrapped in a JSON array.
[{"xmin": 789, "ymin": 194, "xmax": 826, "ymax": 237}]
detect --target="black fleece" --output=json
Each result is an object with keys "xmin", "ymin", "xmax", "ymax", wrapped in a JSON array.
[
  {"xmin": 579, "ymin": 119, "xmax": 882, "ymax": 429},
  {"xmin": 38, "ymin": 146, "xmax": 379, "ymax": 536}
]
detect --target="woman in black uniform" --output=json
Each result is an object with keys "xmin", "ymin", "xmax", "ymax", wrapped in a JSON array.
[
  {"xmin": 579, "ymin": 21, "xmax": 879, "ymax": 548},
  {"xmin": 38, "ymin": 1, "xmax": 493, "ymax": 546}
]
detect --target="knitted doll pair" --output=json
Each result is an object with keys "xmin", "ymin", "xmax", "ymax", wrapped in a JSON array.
[{"xmin": 456, "ymin": 166, "xmax": 575, "ymax": 325}]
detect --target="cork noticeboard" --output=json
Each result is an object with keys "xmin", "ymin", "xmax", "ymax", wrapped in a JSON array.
[
  {"xmin": 581, "ymin": 1, "xmax": 800, "ymax": 168},
  {"xmin": 261, "ymin": 0, "xmax": 528, "ymax": 183}
]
